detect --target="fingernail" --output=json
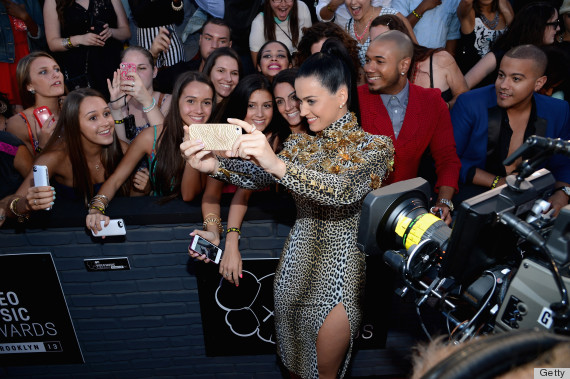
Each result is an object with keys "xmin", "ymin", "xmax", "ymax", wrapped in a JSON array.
[
  {"xmin": 53, "ymin": 195, "xmax": 56, "ymax": 200},
  {"xmin": 236, "ymin": 284, "xmax": 239, "ymax": 287},
  {"xmin": 51, "ymin": 187, "xmax": 55, "ymax": 190},
  {"xmin": 50, "ymin": 202, "xmax": 54, "ymax": 205},
  {"xmin": 239, "ymin": 274, "xmax": 243, "ymax": 278}
]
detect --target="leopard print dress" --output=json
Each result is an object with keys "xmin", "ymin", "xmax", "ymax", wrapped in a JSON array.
[{"xmin": 212, "ymin": 112, "xmax": 394, "ymax": 378}]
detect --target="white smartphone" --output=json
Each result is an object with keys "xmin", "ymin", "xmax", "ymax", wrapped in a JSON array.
[
  {"xmin": 190, "ymin": 235, "xmax": 223, "ymax": 264},
  {"xmin": 33, "ymin": 165, "xmax": 51, "ymax": 210},
  {"xmin": 92, "ymin": 219, "xmax": 127, "ymax": 237}
]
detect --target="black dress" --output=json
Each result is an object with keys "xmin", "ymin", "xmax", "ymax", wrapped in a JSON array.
[{"xmin": 56, "ymin": 0, "xmax": 123, "ymax": 99}]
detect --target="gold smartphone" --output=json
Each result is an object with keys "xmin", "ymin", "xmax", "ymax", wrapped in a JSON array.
[{"xmin": 187, "ymin": 124, "xmax": 243, "ymax": 151}]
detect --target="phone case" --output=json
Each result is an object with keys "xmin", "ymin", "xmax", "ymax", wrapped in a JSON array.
[
  {"xmin": 33, "ymin": 165, "xmax": 51, "ymax": 210},
  {"xmin": 187, "ymin": 124, "xmax": 242, "ymax": 151},
  {"xmin": 191, "ymin": 235, "xmax": 223, "ymax": 264},
  {"xmin": 120, "ymin": 63, "xmax": 137, "ymax": 81},
  {"xmin": 33, "ymin": 165, "xmax": 50, "ymax": 187},
  {"xmin": 33, "ymin": 106, "xmax": 53, "ymax": 129},
  {"xmin": 92, "ymin": 219, "xmax": 127, "ymax": 237}
]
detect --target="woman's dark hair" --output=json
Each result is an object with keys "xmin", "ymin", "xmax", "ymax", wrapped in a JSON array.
[
  {"xmin": 202, "ymin": 47, "xmax": 243, "ymax": 79},
  {"xmin": 321, "ymin": 38, "xmax": 361, "ymax": 124},
  {"xmin": 223, "ymin": 73, "xmax": 287, "ymax": 152},
  {"xmin": 55, "ymin": 0, "xmax": 74, "ymax": 28},
  {"xmin": 120, "ymin": 46, "xmax": 155, "ymax": 69},
  {"xmin": 0, "ymin": 92, "xmax": 14, "ymax": 119},
  {"xmin": 540, "ymin": 45, "xmax": 570, "ymax": 100},
  {"xmin": 371, "ymin": 15, "xmax": 442, "ymax": 78},
  {"xmin": 494, "ymin": 2, "xmax": 558, "ymax": 50},
  {"xmin": 263, "ymin": 0, "xmax": 300, "ymax": 47},
  {"xmin": 296, "ymin": 22, "xmax": 360, "ymax": 70},
  {"xmin": 473, "ymin": 0, "xmax": 498, "ymax": 15},
  {"xmin": 42, "ymin": 88, "xmax": 128, "ymax": 204},
  {"xmin": 298, "ymin": 40, "xmax": 361, "ymax": 124},
  {"xmin": 271, "ymin": 68, "xmax": 309, "ymax": 134},
  {"xmin": 17, "ymin": 51, "xmax": 60, "ymax": 109},
  {"xmin": 153, "ymin": 71, "xmax": 215, "ymax": 200},
  {"xmin": 256, "ymin": 40, "xmax": 293, "ymax": 68}
]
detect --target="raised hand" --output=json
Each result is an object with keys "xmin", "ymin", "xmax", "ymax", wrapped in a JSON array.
[
  {"xmin": 107, "ymin": 69, "xmax": 128, "ymax": 110},
  {"xmin": 180, "ymin": 125, "xmax": 219, "ymax": 175},
  {"xmin": 227, "ymin": 118, "xmax": 285, "ymax": 178}
]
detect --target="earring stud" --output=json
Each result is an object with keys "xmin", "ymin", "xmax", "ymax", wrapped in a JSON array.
[{"xmin": 29, "ymin": 89, "xmax": 36, "ymax": 94}]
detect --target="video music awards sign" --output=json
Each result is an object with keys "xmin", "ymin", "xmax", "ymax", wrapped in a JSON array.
[{"xmin": 0, "ymin": 253, "xmax": 83, "ymax": 365}]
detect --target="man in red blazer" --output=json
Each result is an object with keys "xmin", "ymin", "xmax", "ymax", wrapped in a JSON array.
[{"xmin": 358, "ymin": 31, "xmax": 460, "ymax": 224}]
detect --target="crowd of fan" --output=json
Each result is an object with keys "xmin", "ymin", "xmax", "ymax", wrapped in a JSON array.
[{"xmin": 1, "ymin": 0, "xmax": 569, "ymax": 255}]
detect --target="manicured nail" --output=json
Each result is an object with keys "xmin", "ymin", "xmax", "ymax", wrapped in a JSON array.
[
  {"xmin": 51, "ymin": 187, "xmax": 55, "ymax": 190},
  {"xmin": 50, "ymin": 202, "xmax": 54, "ymax": 205},
  {"xmin": 53, "ymin": 195, "xmax": 56, "ymax": 200},
  {"xmin": 236, "ymin": 284, "xmax": 239, "ymax": 287},
  {"xmin": 239, "ymin": 274, "xmax": 243, "ymax": 278}
]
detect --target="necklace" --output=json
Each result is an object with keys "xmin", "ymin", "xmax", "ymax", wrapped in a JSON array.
[
  {"xmin": 275, "ymin": 21, "xmax": 292, "ymax": 43},
  {"xmin": 479, "ymin": 11, "xmax": 500, "ymax": 30},
  {"xmin": 353, "ymin": 14, "xmax": 375, "ymax": 43}
]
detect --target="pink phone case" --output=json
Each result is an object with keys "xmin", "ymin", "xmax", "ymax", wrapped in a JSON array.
[{"xmin": 120, "ymin": 63, "xmax": 136, "ymax": 81}]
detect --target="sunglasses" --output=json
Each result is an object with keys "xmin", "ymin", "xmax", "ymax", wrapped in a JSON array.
[{"xmin": 545, "ymin": 19, "xmax": 561, "ymax": 28}]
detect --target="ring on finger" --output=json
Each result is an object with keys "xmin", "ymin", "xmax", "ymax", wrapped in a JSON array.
[{"xmin": 34, "ymin": 199, "xmax": 37, "ymax": 206}]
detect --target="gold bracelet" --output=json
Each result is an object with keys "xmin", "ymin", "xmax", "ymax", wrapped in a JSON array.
[
  {"xmin": 10, "ymin": 198, "xmax": 29, "ymax": 223},
  {"xmin": 412, "ymin": 10, "xmax": 422, "ymax": 19},
  {"xmin": 203, "ymin": 214, "xmax": 223, "ymax": 235}
]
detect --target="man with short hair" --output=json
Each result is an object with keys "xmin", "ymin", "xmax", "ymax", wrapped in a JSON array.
[
  {"xmin": 392, "ymin": 0, "xmax": 460, "ymax": 52},
  {"xmin": 150, "ymin": 17, "xmax": 232, "ymax": 92},
  {"xmin": 452, "ymin": 44, "xmax": 570, "ymax": 214},
  {"xmin": 358, "ymin": 31, "xmax": 460, "ymax": 224}
]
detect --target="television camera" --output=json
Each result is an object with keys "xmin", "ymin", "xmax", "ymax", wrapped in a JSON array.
[{"xmin": 357, "ymin": 136, "xmax": 570, "ymax": 341}]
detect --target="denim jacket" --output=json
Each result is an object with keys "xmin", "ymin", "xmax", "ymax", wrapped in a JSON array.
[{"xmin": 0, "ymin": 0, "xmax": 46, "ymax": 63}]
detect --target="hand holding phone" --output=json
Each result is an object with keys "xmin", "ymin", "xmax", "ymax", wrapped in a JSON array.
[
  {"xmin": 189, "ymin": 235, "xmax": 223, "ymax": 264},
  {"xmin": 33, "ymin": 165, "xmax": 51, "ymax": 210},
  {"xmin": 33, "ymin": 106, "xmax": 53, "ymax": 129},
  {"xmin": 91, "ymin": 219, "xmax": 127, "ymax": 237},
  {"xmin": 91, "ymin": 20, "xmax": 107, "ymax": 35},
  {"xmin": 187, "ymin": 124, "xmax": 242, "ymax": 151}
]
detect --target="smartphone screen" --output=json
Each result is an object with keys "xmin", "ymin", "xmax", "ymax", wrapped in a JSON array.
[
  {"xmin": 190, "ymin": 235, "xmax": 223, "ymax": 264},
  {"xmin": 33, "ymin": 106, "xmax": 53, "ymax": 129}
]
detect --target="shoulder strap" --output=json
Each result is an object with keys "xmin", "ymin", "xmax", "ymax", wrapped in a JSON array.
[
  {"xmin": 158, "ymin": 93, "xmax": 166, "ymax": 109},
  {"xmin": 429, "ymin": 55, "xmax": 434, "ymax": 89},
  {"xmin": 19, "ymin": 112, "xmax": 36, "ymax": 153}
]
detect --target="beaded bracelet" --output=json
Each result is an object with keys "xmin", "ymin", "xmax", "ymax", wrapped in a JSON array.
[
  {"xmin": 227, "ymin": 227, "xmax": 241, "ymax": 235},
  {"xmin": 114, "ymin": 119, "xmax": 124, "ymax": 124},
  {"xmin": 90, "ymin": 205, "xmax": 106, "ymax": 215},
  {"xmin": 491, "ymin": 176, "xmax": 501, "ymax": 189},
  {"xmin": 66, "ymin": 37, "xmax": 74, "ymax": 49},
  {"xmin": 142, "ymin": 97, "xmax": 156, "ymax": 113},
  {"xmin": 412, "ymin": 10, "xmax": 422, "ymax": 19}
]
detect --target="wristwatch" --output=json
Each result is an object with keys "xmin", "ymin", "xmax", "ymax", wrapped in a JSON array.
[{"xmin": 437, "ymin": 198, "xmax": 454, "ymax": 212}]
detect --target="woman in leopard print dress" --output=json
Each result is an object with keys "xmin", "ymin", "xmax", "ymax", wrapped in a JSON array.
[{"xmin": 182, "ymin": 52, "xmax": 394, "ymax": 378}]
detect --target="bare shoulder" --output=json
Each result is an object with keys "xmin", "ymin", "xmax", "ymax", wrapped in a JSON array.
[
  {"xmin": 433, "ymin": 51, "xmax": 456, "ymax": 68},
  {"xmin": 6, "ymin": 111, "xmax": 27, "ymax": 136}
]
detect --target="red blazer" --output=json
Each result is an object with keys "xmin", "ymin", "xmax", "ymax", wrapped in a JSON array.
[{"xmin": 358, "ymin": 83, "xmax": 460, "ymax": 192}]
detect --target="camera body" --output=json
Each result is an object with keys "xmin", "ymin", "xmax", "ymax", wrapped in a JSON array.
[{"xmin": 358, "ymin": 170, "xmax": 570, "ymax": 339}]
